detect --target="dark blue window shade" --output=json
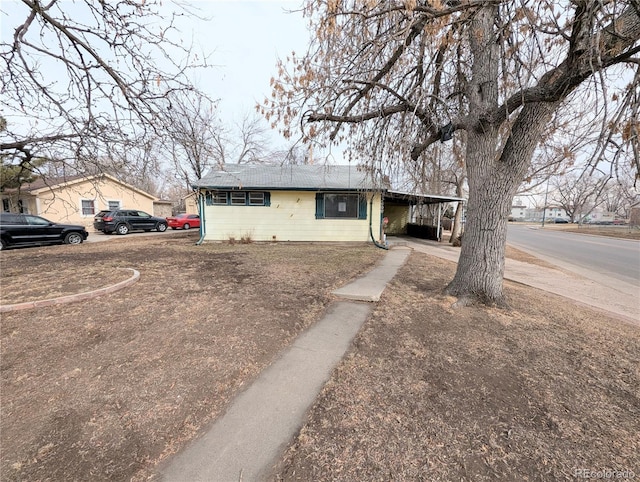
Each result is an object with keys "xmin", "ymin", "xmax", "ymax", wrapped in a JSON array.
[
  {"xmin": 205, "ymin": 192, "xmax": 213, "ymax": 206},
  {"xmin": 315, "ymin": 193, "xmax": 324, "ymax": 219},
  {"xmin": 264, "ymin": 192, "xmax": 271, "ymax": 207},
  {"xmin": 358, "ymin": 194, "xmax": 367, "ymax": 219}
]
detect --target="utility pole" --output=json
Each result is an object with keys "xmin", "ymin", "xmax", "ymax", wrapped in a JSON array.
[{"xmin": 541, "ymin": 178, "xmax": 550, "ymax": 228}]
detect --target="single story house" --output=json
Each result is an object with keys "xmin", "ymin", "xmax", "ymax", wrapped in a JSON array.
[
  {"xmin": 192, "ymin": 164, "xmax": 463, "ymax": 244},
  {"xmin": 1, "ymin": 174, "xmax": 159, "ymax": 231}
]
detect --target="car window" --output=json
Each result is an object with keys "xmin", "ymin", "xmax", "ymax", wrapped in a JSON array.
[
  {"xmin": 0, "ymin": 214, "xmax": 25, "ymax": 224},
  {"xmin": 137, "ymin": 211, "xmax": 151, "ymax": 217},
  {"xmin": 189, "ymin": 215, "xmax": 200, "ymax": 219},
  {"xmin": 25, "ymin": 215, "xmax": 52, "ymax": 225},
  {"xmin": 127, "ymin": 211, "xmax": 138, "ymax": 217}
]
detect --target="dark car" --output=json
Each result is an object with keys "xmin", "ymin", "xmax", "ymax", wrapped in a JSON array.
[
  {"xmin": 553, "ymin": 218, "xmax": 569, "ymax": 223},
  {"xmin": 0, "ymin": 213, "xmax": 89, "ymax": 250},
  {"xmin": 93, "ymin": 209, "xmax": 168, "ymax": 235}
]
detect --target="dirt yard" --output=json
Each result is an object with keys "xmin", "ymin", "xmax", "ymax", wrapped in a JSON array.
[{"xmin": 1, "ymin": 233, "xmax": 639, "ymax": 481}]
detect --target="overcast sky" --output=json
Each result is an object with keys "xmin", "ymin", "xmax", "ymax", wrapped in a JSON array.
[{"xmin": 180, "ymin": 1, "xmax": 310, "ymax": 132}]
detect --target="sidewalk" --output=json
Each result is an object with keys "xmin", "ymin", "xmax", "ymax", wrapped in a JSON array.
[
  {"xmin": 402, "ymin": 237, "xmax": 639, "ymax": 326},
  {"xmin": 158, "ymin": 247, "xmax": 412, "ymax": 482}
]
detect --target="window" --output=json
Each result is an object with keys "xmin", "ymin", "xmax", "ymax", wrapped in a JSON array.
[
  {"xmin": 2, "ymin": 199, "xmax": 9, "ymax": 212},
  {"xmin": 108, "ymin": 200, "xmax": 120, "ymax": 211},
  {"xmin": 316, "ymin": 193, "xmax": 367, "ymax": 219},
  {"xmin": 230, "ymin": 192, "xmax": 247, "ymax": 205},
  {"xmin": 81, "ymin": 199, "xmax": 95, "ymax": 216},
  {"xmin": 248, "ymin": 192, "xmax": 264, "ymax": 206},
  {"xmin": 212, "ymin": 192, "xmax": 228, "ymax": 205},
  {"xmin": 204, "ymin": 191, "xmax": 269, "ymax": 206}
]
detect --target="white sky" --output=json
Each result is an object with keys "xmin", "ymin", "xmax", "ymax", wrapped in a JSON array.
[{"xmin": 176, "ymin": 1, "xmax": 310, "ymax": 135}]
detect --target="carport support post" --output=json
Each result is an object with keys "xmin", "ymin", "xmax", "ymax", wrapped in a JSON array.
[{"xmin": 436, "ymin": 203, "xmax": 442, "ymax": 241}]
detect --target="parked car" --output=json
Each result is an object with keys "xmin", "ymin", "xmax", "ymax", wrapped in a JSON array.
[
  {"xmin": 166, "ymin": 213, "xmax": 200, "ymax": 230},
  {"xmin": 93, "ymin": 209, "xmax": 168, "ymax": 235},
  {"xmin": 0, "ymin": 213, "xmax": 88, "ymax": 250},
  {"xmin": 553, "ymin": 218, "xmax": 569, "ymax": 223}
]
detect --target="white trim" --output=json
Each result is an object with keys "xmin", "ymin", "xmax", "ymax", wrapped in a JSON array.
[{"xmin": 80, "ymin": 198, "xmax": 97, "ymax": 217}]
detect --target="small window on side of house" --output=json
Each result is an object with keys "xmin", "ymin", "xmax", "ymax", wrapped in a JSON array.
[
  {"xmin": 108, "ymin": 201, "xmax": 121, "ymax": 211},
  {"xmin": 230, "ymin": 192, "xmax": 247, "ymax": 205},
  {"xmin": 248, "ymin": 192, "xmax": 264, "ymax": 206},
  {"xmin": 212, "ymin": 192, "xmax": 228, "ymax": 205},
  {"xmin": 81, "ymin": 199, "xmax": 95, "ymax": 216}
]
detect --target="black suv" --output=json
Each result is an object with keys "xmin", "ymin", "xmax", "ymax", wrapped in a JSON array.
[
  {"xmin": 93, "ymin": 209, "xmax": 168, "ymax": 235},
  {"xmin": 0, "ymin": 213, "xmax": 89, "ymax": 250}
]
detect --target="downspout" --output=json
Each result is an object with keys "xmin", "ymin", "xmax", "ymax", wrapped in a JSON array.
[
  {"xmin": 195, "ymin": 190, "xmax": 206, "ymax": 246},
  {"xmin": 369, "ymin": 193, "xmax": 388, "ymax": 250}
]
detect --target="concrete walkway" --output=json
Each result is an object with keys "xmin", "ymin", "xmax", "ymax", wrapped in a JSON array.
[{"xmin": 158, "ymin": 247, "xmax": 412, "ymax": 482}]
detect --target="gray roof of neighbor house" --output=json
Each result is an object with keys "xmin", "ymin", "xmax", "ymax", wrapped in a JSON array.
[{"xmin": 193, "ymin": 164, "xmax": 380, "ymax": 191}]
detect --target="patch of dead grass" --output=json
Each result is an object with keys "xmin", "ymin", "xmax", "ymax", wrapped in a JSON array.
[{"xmin": 272, "ymin": 253, "xmax": 640, "ymax": 481}]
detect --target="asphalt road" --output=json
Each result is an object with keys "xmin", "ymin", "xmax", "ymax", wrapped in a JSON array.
[{"xmin": 507, "ymin": 224, "xmax": 640, "ymax": 288}]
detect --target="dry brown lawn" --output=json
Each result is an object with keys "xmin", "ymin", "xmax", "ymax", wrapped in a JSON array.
[
  {"xmin": 272, "ymin": 253, "xmax": 640, "ymax": 481},
  {"xmin": 1, "ymin": 232, "xmax": 638, "ymax": 481}
]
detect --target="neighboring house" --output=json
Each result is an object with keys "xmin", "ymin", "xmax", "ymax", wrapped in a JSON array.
[
  {"xmin": 1, "ymin": 174, "xmax": 158, "ymax": 231},
  {"xmin": 153, "ymin": 199, "xmax": 174, "ymax": 219},
  {"xmin": 192, "ymin": 164, "xmax": 463, "ymax": 243},
  {"xmin": 183, "ymin": 192, "xmax": 198, "ymax": 215},
  {"xmin": 510, "ymin": 203, "xmax": 527, "ymax": 221}
]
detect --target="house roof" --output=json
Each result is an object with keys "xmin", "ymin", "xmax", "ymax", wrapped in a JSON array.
[
  {"xmin": 194, "ymin": 164, "xmax": 380, "ymax": 191},
  {"xmin": 6, "ymin": 173, "xmax": 157, "ymax": 200}
]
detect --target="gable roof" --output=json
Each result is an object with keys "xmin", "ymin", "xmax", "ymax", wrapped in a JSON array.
[
  {"xmin": 6, "ymin": 173, "xmax": 157, "ymax": 200},
  {"xmin": 194, "ymin": 164, "xmax": 380, "ymax": 191}
]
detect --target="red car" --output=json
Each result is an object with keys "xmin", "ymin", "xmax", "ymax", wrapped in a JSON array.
[{"xmin": 166, "ymin": 213, "xmax": 201, "ymax": 230}]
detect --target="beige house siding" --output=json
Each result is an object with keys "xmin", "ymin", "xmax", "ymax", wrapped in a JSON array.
[
  {"xmin": 153, "ymin": 201, "xmax": 174, "ymax": 219},
  {"xmin": 184, "ymin": 193, "xmax": 198, "ymax": 214},
  {"xmin": 202, "ymin": 191, "xmax": 382, "ymax": 243},
  {"xmin": 1, "ymin": 175, "xmax": 157, "ymax": 232}
]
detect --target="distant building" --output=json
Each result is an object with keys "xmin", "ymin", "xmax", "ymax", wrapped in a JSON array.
[
  {"xmin": 509, "ymin": 203, "xmax": 527, "ymax": 221},
  {"xmin": 528, "ymin": 206, "xmax": 569, "ymax": 222}
]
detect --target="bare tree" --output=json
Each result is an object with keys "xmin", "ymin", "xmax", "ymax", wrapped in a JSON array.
[
  {"xmin": 1, "ymin": 0, "xmax": 208, "ymax": 181},
  {"xmin": 552, "ymin": 172, "xmax": 607, "ymax": 222},
  {"xmin": 265, "ymin": 1, "xmax": 640, "ymax": 305},
  {"xmin": 164, "ymin": 92, "xmax": 221, "ymax": 188}
]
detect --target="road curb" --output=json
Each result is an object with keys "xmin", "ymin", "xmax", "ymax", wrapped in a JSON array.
[{"xmin": 0, "ymin": 268, "xmax": 140, "ymax": 313}]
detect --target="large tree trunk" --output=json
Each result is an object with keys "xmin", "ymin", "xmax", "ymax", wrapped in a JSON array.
[
  {"xmin": 446, "ymin": 131, "xmax": 511, "ymax": 304},
  {"xmin": 447, "ymin": 102, "xmax": 559, "ymax": 305},
  {"xmin": 443, "ymin": 3, "xmax": 564, "ymax": 305}
]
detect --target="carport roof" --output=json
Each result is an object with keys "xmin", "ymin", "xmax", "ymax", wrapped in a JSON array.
[{"xmin": 385, "ymin": 190, "xmax": 465, "ymax": 205}]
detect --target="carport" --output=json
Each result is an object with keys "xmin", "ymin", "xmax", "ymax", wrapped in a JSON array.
[{"xmin": 383, "ymin": 191, "xmax": 465, "ymax": 241}]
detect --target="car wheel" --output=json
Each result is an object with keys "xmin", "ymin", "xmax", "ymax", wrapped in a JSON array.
[
  {"xmin": 116, "ymin": 223, "xmax": 129, "ymax": 235},
  {"xmin": 0, "ymin": 238, "xmax": 6, "ymax": 250},
  {"xmin": 64, "ymin": 232, "xmax": 84, "ymax": 245},
  {"xmin": 156, "ymin": 222, "xmax": 167, "ymax": 232},
  {"xmin": 183, "ymin": 223, "xmax": 190, "ymax": 230}
]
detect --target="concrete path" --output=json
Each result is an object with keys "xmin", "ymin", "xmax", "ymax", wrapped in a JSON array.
[
  {"xmin": 158, "ymin": 247, "xmax": 412, "ymax": 482},
  {"xmin": 403, "ymin": 238, "xmax": 639, "ymax": 326}
]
